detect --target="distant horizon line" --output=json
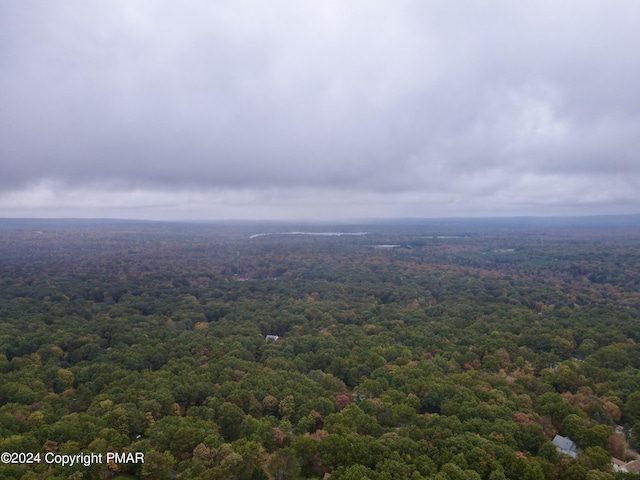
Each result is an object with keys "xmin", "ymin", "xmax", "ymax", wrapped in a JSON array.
[{"xmin": 2, "ymin": 213, "xmax": 640, "ymax": 225}]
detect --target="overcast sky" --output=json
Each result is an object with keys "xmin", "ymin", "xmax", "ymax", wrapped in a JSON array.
[{"xmin": 1, "ymin": 1, "xmax": 639, "ymax": 220}]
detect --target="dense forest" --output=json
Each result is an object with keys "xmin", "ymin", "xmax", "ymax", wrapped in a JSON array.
[{"xmin": 1, "ymin": 217, "xmax": 640, "ymax": 480}]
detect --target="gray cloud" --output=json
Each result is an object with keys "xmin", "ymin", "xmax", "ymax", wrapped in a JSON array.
[{"xmin": 1, "ymin": 1, "xmax": 640, "ymax": 219}]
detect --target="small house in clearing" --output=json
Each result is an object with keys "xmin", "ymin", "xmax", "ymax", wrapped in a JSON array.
[
  {"xmin": 613, "ymin": 459, "xmax": 640, "ymax": 474},
  {"xmin": 265, "ymin": 335, "xmax": 280, "ymax": 341},
  {"xmin": 552, "ymin": 435, "xmax": 578, "ymax": 458},
  {"xmin": 627, "ymin": 460, "xmax": 640, "ymax": 474}
]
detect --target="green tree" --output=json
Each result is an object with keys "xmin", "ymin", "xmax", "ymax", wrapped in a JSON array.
[
  {"xmin": 141, "ymin": 450, "xmax": 175, "ymax": 480},
  {"xmin": 217, "ymin": 402, "xmax": 245, "ymax": 441},
  {"xmin": 623, "ymin": 392, "xmax": 640, "ymax": 424},
  {"xmin": 267, "ymin": 448, "xmax": 300, "ymax": 480},
  {"xmin": 583, "ymin": 446, "xmax": 612, "ymax": 473}
]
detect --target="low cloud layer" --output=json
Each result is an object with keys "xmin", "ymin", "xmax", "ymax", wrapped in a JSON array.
[{"xmin": 2, "ymin": 1, "xmax": 639, "ymax": 219}]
